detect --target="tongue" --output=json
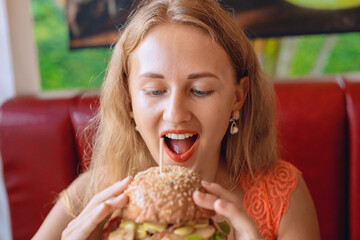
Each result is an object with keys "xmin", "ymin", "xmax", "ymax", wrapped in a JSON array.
[{"xmin": 166, "ymin": 137, "xmax": 195, "ymax": 154}]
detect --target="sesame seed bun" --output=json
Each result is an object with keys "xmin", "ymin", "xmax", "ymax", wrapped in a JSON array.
[{"xmin": 121, "ymin": 165, "xmax": 215, "ymax": 224}]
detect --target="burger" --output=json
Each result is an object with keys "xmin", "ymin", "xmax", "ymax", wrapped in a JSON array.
[{"xmin": 102, "ymin": 165, "xmax": 230, "ymax": 240}]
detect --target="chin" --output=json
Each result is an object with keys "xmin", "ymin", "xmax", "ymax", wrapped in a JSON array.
[{"xmin": 102, "ymin": 166, "xmax": 230, "ymax": 240}]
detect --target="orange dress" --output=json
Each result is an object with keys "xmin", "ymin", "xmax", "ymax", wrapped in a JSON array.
[{"xmin": 241, "ymin": 160, "xmax": 299, "ymax": 240}]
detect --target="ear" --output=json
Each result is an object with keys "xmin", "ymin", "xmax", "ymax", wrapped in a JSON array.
[
  {"xmin": 130, "ymin": 112, "xmax": 134, "ymax": 119},
  {"xmin": 233, "ymin": 76, "xmax": 249, "ymax": 112}
]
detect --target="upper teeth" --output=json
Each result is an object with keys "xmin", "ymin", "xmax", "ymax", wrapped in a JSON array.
[{"xmin": 165, "ymin": 133, "xmax": 195, "ymax": 140}]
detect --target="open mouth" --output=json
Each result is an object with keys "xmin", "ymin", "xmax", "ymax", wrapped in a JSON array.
[{"xmin": 162, "ymin": 132, "xmax": 199, "ymax": 163}]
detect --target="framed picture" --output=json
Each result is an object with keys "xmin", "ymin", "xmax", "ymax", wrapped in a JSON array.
[{"xmin": 66, "ymin": 0, "xmax": 360, "ymax": 48}]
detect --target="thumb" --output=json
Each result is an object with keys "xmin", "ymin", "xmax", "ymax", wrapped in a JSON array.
[{"xmin": 214, "ymin": 199, "xmax": 261, "ymax": 239}]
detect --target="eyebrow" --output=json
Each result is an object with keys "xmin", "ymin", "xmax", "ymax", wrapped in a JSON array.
[
  {"xmin": 139, "ymin": 72, "xmax": 165, "ymax": 79},
  {"xmin": 139, "ymin": 72, "xmax": 219, "ymax": 80},
  {"xmin": 188, "ymin": 72, "xmax": 219, "ymax": 80}
]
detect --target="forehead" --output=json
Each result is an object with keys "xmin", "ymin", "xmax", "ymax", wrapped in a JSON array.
[{"xmin": 128, "ymin": 23, "xmax": 234, "ymax": 76}]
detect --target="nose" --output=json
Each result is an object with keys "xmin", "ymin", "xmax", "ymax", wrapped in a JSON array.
[{"xmin": 163, "ymin": 90, "xmax": 192, "ymax": 124}]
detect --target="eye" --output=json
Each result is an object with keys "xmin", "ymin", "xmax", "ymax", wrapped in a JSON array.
[
  {"xmin": 191, "ymin": 89, "xmax": 213, "ymax": 97},
  {"xmin": 145, "ymin": 89, "xmax": 165, "ymax": 96}
]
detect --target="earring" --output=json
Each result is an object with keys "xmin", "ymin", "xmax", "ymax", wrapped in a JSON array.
[
  {"xmin": 135, "ymin": 126, "xmax": 139, "ymax": 132},
  {"xmin": 229, "ymin": 119, "xmax": 238, "ymax": 134},
  {"xmin": 229, "ymin": 111, "xmax": 239, "ymax": 135}
]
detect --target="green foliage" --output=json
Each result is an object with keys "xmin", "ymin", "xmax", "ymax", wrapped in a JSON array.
[
  {"xmin": 263, "ymin": 38, "xmax": 278, "ymax": 76},
  {"xmin": 288, "ymin": 32, "xmax": 360, "ymax": 77},
  {"xmin": 323, "ymin": 33, "xmax": 360, "ymax": 74},
  {"xmin": 32, "ymin": 0, "xmax": 111, "ymax": 90},
  {"xmin": 289, "ymin": 34, "xmax": 326, "ymax": 77},
  {"xmin": 32, "ymin": 0, "xmax": 360, "ymax": 90}
]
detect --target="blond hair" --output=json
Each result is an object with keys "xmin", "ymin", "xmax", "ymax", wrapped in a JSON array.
[{"xmin": 76, "ymin": 0, "xmax": 277, "ymax": 214}]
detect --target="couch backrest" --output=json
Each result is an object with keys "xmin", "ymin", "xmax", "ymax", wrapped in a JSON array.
[
  {"xmin": 0, "ymin": 97, "xmax": 79, "ymax": 240},
  {"xmin": 275, "ymin": 80, "xmax": 348, "ymax": 239},
  {"xmin": 70, "ymin": 95, "xmax": 100, "ymax": 171},
  {"xmin": 344, "ymin": 76, "xmax": 360, "ymax": 240},
  {"xmin": 1, "ymin": 78, "xmax": 359, "ymax": 240}
]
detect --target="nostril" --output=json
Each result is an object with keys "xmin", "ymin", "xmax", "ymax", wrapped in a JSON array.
[{"xmin": 162, "ymin": 94, "xmax": 192, "ymax": 123}]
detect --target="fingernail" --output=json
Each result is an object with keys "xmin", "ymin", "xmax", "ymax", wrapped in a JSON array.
[
  {"xmin": 105, "ymin": 197, "xmax": 115, "ymax": 205},
  {"xmin": 196, "ymin": 191, "xmax": 206, "ymax": 200},
  {"xmin": 218, "ymin": 199, "xmax": 227, "ymax": 209},
  {"xmin": 123, "ymin": 176, "xmax": 132, "ymax": 182},
  {"xmin": 201, "ymin": 180, "xmax": 210, "ymax": 186}
]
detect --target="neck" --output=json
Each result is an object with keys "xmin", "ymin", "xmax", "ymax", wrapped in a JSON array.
[
  {"xmin": 215, "ymin": 160, "xmax": 240, "ymax": 191},
  {"xmin": 197, "ymin": 158, "xmax": 220, "ymax": 183}
]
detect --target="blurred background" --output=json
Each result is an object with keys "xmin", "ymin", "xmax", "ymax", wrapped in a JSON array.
[
  {"xmin": 32, "ymin": 0, "xmax": 111, "ymax": 90},
  {"xmin": 33, "ymin": 0, "xmax": 360, "ymax": 90},
  {"xmin": 1, "ymin": 0, "xmax": 360, "ymax": 96},
  {"xmin": 1, "ymin": 1, "xmax": 360, "ymax": 240}
]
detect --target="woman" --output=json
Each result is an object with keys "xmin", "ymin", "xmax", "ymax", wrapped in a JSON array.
[{"xmin": 33, "ymin": 0, "xmax": 320, "ymax": 239}]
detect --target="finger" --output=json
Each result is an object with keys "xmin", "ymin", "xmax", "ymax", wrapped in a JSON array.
[
  {"xmin": 105, "ymin": 192, "xmax": 129, "ymax": 207},
  {"xmin": 63, "ymin": 195, "xmax": 128, "ymax": 240},
  {"xmin": 201, "ymin": 180, "xmax": 239, "ymax": 203},
  {"xmin": 214, "ymin": 199, "xmax": 243, "ymax": 225},
  {"xmin": 63, "ymin": 203, "xmax": 112, "ymax": 240},
  {"xmin": 192, "ymin": 190, "xmax": 218, "ymax": 210},
  {"xmin": 85, "ymin": 176, "xmax": 133, "ymax": 210},
  {"xmin": 95, "ymin": 176, "xmax": 133, "ymax": 202},
  {"xmin": 193, "ymin": 191, "xmax": 243, "ymax": 224},
  {"xmin": 213, "ymin": 199, "xmax": 259, "ymax": 236}
]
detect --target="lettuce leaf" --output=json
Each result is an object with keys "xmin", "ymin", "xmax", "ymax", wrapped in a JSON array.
[
  {"xmin": 185, "ymin": 235, "xmax": 206, "ymax": 240},
  {"xmin": 216, "ymin": 221, "xmax": 230, "ymax": 236},
  {"xmin": 185, "ymin": 221, "xmax": 231, "ymax": 240}
]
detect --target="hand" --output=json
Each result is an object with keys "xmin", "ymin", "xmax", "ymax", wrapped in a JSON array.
[
  {"xmin": 61, "ymin": 176, "xmax": 133, "ymax": 240},
  {"xmin": 193, "ymin": 180, "xmax": 263, "ymax": 240}
]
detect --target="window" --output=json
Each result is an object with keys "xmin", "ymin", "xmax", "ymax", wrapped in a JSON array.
[
  {"xmin": 32, "ymin": 0, "xmax": 360, "ymax": 91},
  {"xmin": 254, "ymin": 33, "xmax": 360, "ymax": 78},
  {"xmin": 32, "ymin": 0, "xmax": 110, "ymax": 90}
]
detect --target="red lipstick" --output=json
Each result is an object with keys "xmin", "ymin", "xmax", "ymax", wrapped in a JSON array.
[{"xmin": 161, "ymin": 130, "xmax": 199, "ymax": 163}]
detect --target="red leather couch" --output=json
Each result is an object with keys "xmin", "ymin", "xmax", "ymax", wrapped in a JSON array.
[{"xmin": 1, "ymin": 75, "xmax": 359, "ymax": 240}]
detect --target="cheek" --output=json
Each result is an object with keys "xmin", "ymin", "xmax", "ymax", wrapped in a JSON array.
[
  {"xmin": 199, "ymin": 101, "xmax": 232, "ymax": 134},
  {"xmin": 134, "ymin": 99, "xmax": 161, "ymax": 119},
  {"xmin": 131, "ymin": 93, "xmax": 148, "ymax": 129},
  {"xmin": 131, "ymin": 94, "xmax": 161, "ymax": 135},
  {"xmin": 131, "ymin": 91, "xmax": 151, "ymax": 117},
  {"xmin": 131, "ymin": 96, "xmax": 159, "ymax": 159}
]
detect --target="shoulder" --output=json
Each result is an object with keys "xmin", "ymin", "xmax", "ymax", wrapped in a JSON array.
[
  {"xmin": 265, "ymin": 160, "xmax": 299, "ymax": 186},
  {"xmin": 242, "ymin": 160, "xmax": 320, "ymax": 239},
  {"xmin": 242, "ymin": 160, "xmax": 299, "ymax": 193},
  {"xmin": 277, "ymin": 168, "xmax": 321, "ymax": 239}
]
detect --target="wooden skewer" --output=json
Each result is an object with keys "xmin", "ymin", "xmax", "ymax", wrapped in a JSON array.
[{"xmin": 160, "ymin": 137, "xmax": 164, "ymax": 174}]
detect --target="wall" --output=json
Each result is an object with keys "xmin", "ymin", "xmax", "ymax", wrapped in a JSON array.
[
  {"xmin": 0, "ymin": 0, "xmax": 40, "ymax": 106},
  {"xmin": 0, "ymin": 0, "xmax": 41, "ymax": 238}
]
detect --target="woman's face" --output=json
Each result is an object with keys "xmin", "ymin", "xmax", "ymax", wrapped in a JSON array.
[{"xmin": 129, "ymin": 24, "xmax": 246, "ymax": 177}]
